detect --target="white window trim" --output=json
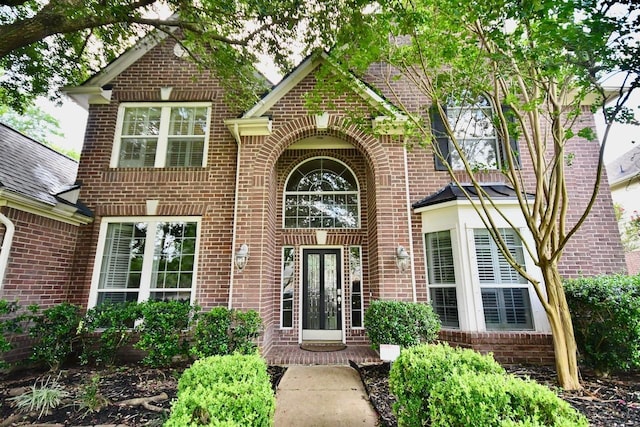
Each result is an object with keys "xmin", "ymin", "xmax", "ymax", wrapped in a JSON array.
[
  {"xmin": 282, "ymin": 156, "xmax": 362, "ymax": 229},
  {"xmin": 110, "ymin": 102, "xmax": 212, "ymax": 168},
  {"xmin": 467, "ymin": 227, "xmax": 535, "ymax": 331},
  {"xmin": 349, "ymin": 245, "xmax": 365, "ymax": 330},
  {"xmin": 423, "ymin": 229, "xmax": 462, "ymax": 329},
  {"xmin": 280, "ymin": 246, "xmax": 295, "ymax": 329},
  {"xmin": 88, "ymin": 216, "xmax": 201, "ymax": 308}
]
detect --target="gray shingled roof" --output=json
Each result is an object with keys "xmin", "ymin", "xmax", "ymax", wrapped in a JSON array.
[
  {"xmin": 413, "ymin": 183, "xmax": 531, "ymax": 209},
  {"xmin": 606, "ymin": 145, "xmax": 640, "ymax": 187},
  {"xmin": 0, "ymin": 122, "xmax": 89, "ymax": 214}
]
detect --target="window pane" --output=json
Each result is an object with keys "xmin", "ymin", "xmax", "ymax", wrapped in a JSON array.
[
  {"xmin": 430, "ymin": 287, "xmax": 459, "ymax": 328},
  {"xmin": 169, "ymin": 107, "xmax": 208, "ymax": 136},
  {"xmin": 122, "ymin": 107, "xmax": 161, "ymax": 136},
  {"xmin": 150, "ymin": 222, "xmax": 197, "ymax": 295},
  {"xmin": 425, "ymin": 231, "xmax": 455, "ymax": 284},
  {"xmin": 119, "ymin": 138, "xmax": 157, "ymax": 167},
  {"xmin": 99, "ymin": 223, "xmax": 147, "ymax": 291},
  {"xmin": 167, "ymin": 139, "xmax": 204, "ymax": 167},
  {"xmin": 446, "ymin": 96, "xmax": 498, "ymax": 170},
  {"xmin": 350, "ymin": 246, "xmax": 363, "ymax": 328},
  {"xmin": 474, "ymin": 229, "xmax": 526, "ymax": 285},
  {"xmin": 481, "ymin": 287, "xmax": 533, "ymax": 330},
  {"xmin": 281, "ymin": 247, "xmax": 294, "ymax": 328},
  {"xmin": 284, "ymin": 158, "xmax": 359, "ymax": 229}
]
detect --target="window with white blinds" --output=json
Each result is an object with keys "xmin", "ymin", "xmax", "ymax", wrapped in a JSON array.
[
  {"xmin": 473, "ymin": 228, "xmax": 533, "ymax": 330},
  {"xmin": 114, "ymin": 103, "xmax": 210, "ymax": 168},
  {"xmin": 94, "ymin": 219, "xmax": 199, "ymax": 307},
  {"xmin": 425, "ymin": 230, "xmax": 459, "ymax": 328}
]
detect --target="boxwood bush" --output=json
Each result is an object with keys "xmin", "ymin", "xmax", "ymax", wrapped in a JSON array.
[
  {"xmin": 390, "ymin": 343, "xmax": 587, "ymax": 426},
  {"xmin": 363, "ymin": 300, "xmax": 440, "ymax": 349},
  {"xmin": 190, "ymin": 307, "xmax": 262, "ymax": 359},
  {"xmin": 389, "ymin": 343, "xmax": 504, "ymax": 426},
  {"xmin": 166, "ymin": 354, "xmax": 275, "ymax": 426},
  {"xmin": 429, "ymin": 371, "xmax": 588, "ymax": 426},
  {"xmin": 564, "ymin": 274, "xmax": 640, "ymax": 374}
]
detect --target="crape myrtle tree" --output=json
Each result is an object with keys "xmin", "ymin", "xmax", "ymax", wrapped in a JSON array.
[
  {"xmin": 0, "ymin": 0, "xmax": 362, "ymax": 112},
  {"xmin": 323, "ymin": 0, "xmax": 639, "ymax": 390}
]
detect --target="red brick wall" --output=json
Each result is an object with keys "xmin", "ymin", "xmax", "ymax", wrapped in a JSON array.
[
  {"xmin": 0, "ymin": 208, "xmax": 78, "ymax": 307},
  {"xmin": 69, "ymin": 38, "xmax": 240, "ymax": 309},
  {"xmin": 66, "ymin": 35, "xmax": 627, "ymax": 353},
  {"xmin": 439, "ymin": 330, "xmax": 555, "ymax": 365}
]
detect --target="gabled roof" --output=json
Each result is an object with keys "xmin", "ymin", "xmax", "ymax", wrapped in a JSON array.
[
  {"xmin": 606, "ymin": 145, "xmax": 640, "ymax": 188},
  {"xmin": 226, "ymin": 52, "xmax": 407, "ymax": 139},
  {"xmin": 413, "ymin": 183, "xmax": 530, "ymax": 209},
  {"xmin": 0, "ymin": 123, "xmax": 92, "ymax": 223}
]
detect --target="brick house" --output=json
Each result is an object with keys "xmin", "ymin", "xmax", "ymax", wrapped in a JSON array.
[
  {"xmin": 21, "ymin": 33, "xmax": 623, "ymax": 364},
  {"xmin": 0, "ymin": 123, "xmax": 92, "ymax": 309}
]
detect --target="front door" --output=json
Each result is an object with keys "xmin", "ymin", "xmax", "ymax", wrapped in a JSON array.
[{"xmin": 302, "ymin": 249, "xmax": 342, "ymax": 341}]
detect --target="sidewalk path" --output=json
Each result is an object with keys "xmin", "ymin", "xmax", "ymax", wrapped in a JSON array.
[{"xmin": 274, "ymin": 365, "xmax": 379, "ymax": 426}]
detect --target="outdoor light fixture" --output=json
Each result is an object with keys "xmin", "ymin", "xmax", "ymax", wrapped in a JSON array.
[
  {"xmin": 235, "ymin": 244, "xmax": 249, "ymax": 272},
  {"xmin": 395, "ymin": 245, "xmax": 410, "ymax": 273}
]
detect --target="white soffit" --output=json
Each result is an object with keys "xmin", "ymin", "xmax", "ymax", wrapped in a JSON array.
[{"xmin": 287, "ymin": 135, "xmax": 354, "ymax": 150}]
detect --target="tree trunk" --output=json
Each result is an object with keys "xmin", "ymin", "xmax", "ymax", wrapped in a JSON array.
[{"xmin": 540, "ymin": 262, "xmax": 582, "ymax": 390}]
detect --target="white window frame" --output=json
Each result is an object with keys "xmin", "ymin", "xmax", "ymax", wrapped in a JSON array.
[
  {"xmin": 349, "ymin": 245, "xmax": 364, "ymax": 329},
  {"xmin": 283, "ymin": 157, "xmax": 361, "ymax": 229},
  {"xmin": 110, "ymin": 102, "xmax": 212, "ymax": 168},
  {"xmin": 472, "ymin": 228, "xmax": 534, "ymax": 331},
  {"xmin": 88, "ymin": 216, "xmax": 201, "ymax": 308},
  {"xmin": 280, "ymin": 246, "xmax": 295, "ymax": 329},
  {"xmin": 424, "ymin": 230, "xmax": 460, "ymax": 328},
  {"xmin": 446, "ymin": 96, "xmax": 499, "ymax": 170}
]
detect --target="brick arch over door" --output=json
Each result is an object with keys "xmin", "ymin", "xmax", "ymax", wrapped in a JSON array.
[{"xmin": 254, "ymin": 116, "xmax": 392, "ymax": 185}]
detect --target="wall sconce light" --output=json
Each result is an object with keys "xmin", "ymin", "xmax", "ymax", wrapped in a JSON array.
[
  {"xmin": 395, "ymin": 246, "xmax": 410, "ymax": 273},
  {"xmin": 235, "ymin": 244, "xmax": 249, "ymax": 272}
]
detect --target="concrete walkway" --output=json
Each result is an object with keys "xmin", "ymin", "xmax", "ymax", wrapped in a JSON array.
[{"xmin": 274, "ymin": 365, "xmax": 379, "ymax": 426}]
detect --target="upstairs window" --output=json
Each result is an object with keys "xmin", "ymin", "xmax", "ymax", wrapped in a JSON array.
[
  {"xmin": 112, "ymin": 103, "xmax": 211, "ymax": 168},
  {"xmin": 284, "ymin": 157, "xmax": 360, "ymax": 229},
  {"xmin": 431, "ymin": 96, "xmax": 519, "ymax": 171}
]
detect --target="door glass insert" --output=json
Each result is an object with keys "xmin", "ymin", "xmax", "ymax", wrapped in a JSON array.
[{"xmin": 303, "ymin": 249, "xmax": 342, "ymax": 333}]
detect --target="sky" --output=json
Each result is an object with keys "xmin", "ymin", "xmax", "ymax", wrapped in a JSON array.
[{"xmin": 42, "ymin": 87, "xmax": 639, "ymax": 166}]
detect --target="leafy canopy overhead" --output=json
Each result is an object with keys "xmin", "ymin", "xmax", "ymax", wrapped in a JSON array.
[{"xmin": 0, "ymin": 0, "xmax": 366, "ymax": 112}]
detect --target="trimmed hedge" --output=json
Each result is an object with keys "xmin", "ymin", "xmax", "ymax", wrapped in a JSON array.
[
  {"xmin": 190, "ymin": 307, "xmax": 262, "ymax": 359},
  {"xmin": 166, "ymin": 354, "xmax": 275, "ymax": 426},
  {"xmin": 389, "ymin": 343, "xmax": 505, "ymax": 426},
  {"xmin": 429, "ymin": 371, "xmax": 588, "ymax": 426},
  {"xmin": 390, "ymin": 343, "xmax": 586, "ymax": 426},
  {"xmin": 564, "ymin": 274, "xmax": 640, "ymax": 374},
  {"xmin": 364, "ymin": 300, "xmax": 441, "ymax": 349}
]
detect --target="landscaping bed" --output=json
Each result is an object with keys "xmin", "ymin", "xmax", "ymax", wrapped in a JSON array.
[{"xmin": 1, "ymin": 361, "xmax": 638, "ymax": 426}]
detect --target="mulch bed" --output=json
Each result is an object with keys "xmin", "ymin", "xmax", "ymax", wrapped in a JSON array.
[
  {"xmin": 354, "ymin": 361, "xmax": 640, "ymax": 427},
  {"xmin": 1, "ymin": 361, "xmax": 638, "ymax": 426}
]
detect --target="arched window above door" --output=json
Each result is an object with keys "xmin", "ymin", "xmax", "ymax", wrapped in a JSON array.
[{"xmin": 284, "ymin": 157, "xmax": 360, "ymax": 229}]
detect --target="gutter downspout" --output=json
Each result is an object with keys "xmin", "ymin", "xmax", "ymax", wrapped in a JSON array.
[
  {"xmin": 228, "ymin": 123, "xmax": 242, "ymax": 309},
  {"xmin": 403, "ymin": 145, "xmax": 417, "ymax": 302},
  {"xmin": 0, "ymin": 213, "xmax": 15, "ymax": 290}
]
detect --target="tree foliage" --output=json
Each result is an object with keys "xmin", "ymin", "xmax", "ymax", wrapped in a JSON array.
[
  {"xmin": 322, "ymin": 0, "xmax": 639, "ymax": 390},
  {"xmin": 0, "ymin": 0, "xmax": 364, "ymax": 112}
]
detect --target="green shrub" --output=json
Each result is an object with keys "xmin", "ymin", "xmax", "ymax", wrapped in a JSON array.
[
  {"xmin": 0, "ymin": 299, "xmax": 28, "ymax": 369},
  {"xmin": 429, "ymin": 371, "xmax": 588, "ymax": 427},
  {"xmin": 28, "ymin": 303, "xmax": 82, "ymax": 370},
  {"xmin": 364, "ymin": 300, "xmax": 440, "ymax": 349},
  {"xmin": 166, "ymin": 354, "xmax": 275, "ymax": 426},
  {"xmin": 190, "ymin": 307, "xmax": 262, "ymax": 359},
  {"xmin": 564, "ymin": 274, "xmax": 640, "ymax": 374},
  {"xmin": 134, "ymin": 300, "xmax": 197, "ymax": 367},
  {"xmin": 389, "ymin": 343, "xmax": 504, "ymax": 426},
  {"xmin": 79, "ymin": 302, "xmax": 141, "ymax": 366}
]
